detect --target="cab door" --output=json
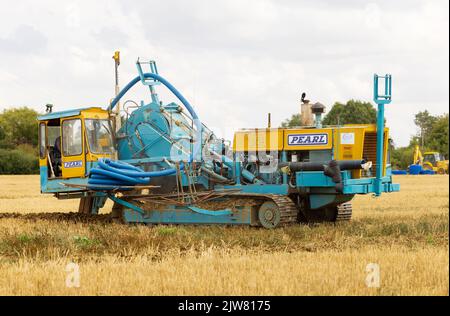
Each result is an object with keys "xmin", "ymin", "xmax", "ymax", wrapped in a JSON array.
[{"xmin": 60, "ymin": 117, "xmax": 86, "ymax": 178}]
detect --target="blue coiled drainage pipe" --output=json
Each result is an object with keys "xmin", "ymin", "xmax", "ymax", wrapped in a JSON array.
[{"xmin": 88, "ymin": 159, "xmax": 177, "ymax": 190}]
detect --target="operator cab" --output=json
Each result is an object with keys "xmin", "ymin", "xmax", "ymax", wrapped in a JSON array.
[
  {"xmin": 37, "ymin": 107, "xmax": 115, "ymax": 194},
  {"xmin": 423, "ymin": 152, "xmax": 444, "ymax": 165}
]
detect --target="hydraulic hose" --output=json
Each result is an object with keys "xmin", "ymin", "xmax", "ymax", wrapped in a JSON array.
[
  {"xmin": 87, "ymin": 159, "xmax": 182, "ymax": 190},
  {"xmin": 279, "ymin": 160, "xmax": 366, "ymax": 173},
  {"xmin": 107, "ymin": 72, "xmax": 201, "ymax": 178},
  {"xmin": 109, "ymin": 72, "xmax": 199, "ymax": 120}
]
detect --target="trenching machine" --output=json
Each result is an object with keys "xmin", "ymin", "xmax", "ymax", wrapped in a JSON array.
[{"xmin": 37, "ymin": 58, "xmax": 399, "ymax": 228}]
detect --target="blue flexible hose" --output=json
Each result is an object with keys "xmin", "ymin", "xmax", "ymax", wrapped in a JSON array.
[{"xmin": 87, "ymin": 158, "xmax": 179, "ymax": 190}]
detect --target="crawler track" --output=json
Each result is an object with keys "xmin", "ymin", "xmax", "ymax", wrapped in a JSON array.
[
  {"xmin": 335, "ymin": 202, "xmax": 352, "ymax": 221},
  {"xmin": 137, "ymin": 192, "xmax": 300, "ymax": 227},
  {"xmin": 268, "ymin": 194, "xmax": 299, "ymax": 225}
]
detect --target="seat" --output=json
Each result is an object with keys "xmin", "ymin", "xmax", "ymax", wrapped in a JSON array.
[{"xmin": 51, "ymin": 136, "xmax": 62, "ymax": 177}]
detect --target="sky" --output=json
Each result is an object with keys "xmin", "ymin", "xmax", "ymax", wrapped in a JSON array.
[{"xmin": 0, "ymin": 0, "xmax": 448, "ymax": 147}]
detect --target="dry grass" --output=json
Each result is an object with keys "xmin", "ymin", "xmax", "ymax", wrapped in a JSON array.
[
  {"xmin": 0, "ymin": 175, "xmax": 113, "ymax": 213},
  {"xmin": 0, "ymin": 175, "xmax": 448, "ymax": 295}
]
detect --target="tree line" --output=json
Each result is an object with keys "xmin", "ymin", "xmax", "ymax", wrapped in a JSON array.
[
  {"xmin": 0, "ymin": 103, "xmax": 448, "ymax": 174},
  {"xmin": 0, "ymin": 107, "xmax": 39, "ymax": 174}
]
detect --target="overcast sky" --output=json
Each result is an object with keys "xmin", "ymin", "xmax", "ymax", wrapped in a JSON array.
[{"xmin": 0, "ymin": 0, "xmax": 448, "ymax": 146}]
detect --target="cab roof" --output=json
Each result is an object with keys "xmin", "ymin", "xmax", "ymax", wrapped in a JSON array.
[{"xmin": 37, "ymin": 107, "xmax": 105, "ymax": 121}]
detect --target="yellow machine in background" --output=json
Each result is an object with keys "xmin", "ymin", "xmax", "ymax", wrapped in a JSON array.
[{"xmin": 413, "ymin": 145, "xmax": 448, "ymax": 174}]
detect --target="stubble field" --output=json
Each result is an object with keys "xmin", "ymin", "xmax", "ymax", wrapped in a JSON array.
[{"xmin": 0, "ymin": 175, "xmax": 448, "ymax": 295}]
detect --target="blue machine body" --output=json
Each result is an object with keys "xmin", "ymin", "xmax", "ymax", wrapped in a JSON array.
[{"xmin": 38, "ymin": 60, "xmax": 400, "ymax": 227}]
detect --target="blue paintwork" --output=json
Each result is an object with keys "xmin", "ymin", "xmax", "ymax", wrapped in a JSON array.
[
  {"xmin": 136, "ymin": 60, "xmax": 160, "ymax": 104},
  {"xmin": 40, "ymin": 166, "xmax": 89, "ymax": 193},
  {"xmin": 122, "ymin": 205, "xmax": 253, "ymax": 225},
  {"xmin": 373, "ymin": 74, "xmax": 392, "ymax": 196},
  {"xmin": 295, "ymin": 170, "xmax": 399, "ymax": 196},
  {"xmin": 91, "ymin": 195, "xmax": 108, "ymax": 214},
  {"xmin": 40, "ymin": 161, "xmax": 101, "ymax": 193},
  {"xmin": 296, "ymin": 170, "xmax": 351, "ymax": 187},
  {"xmin": 309, "ymin": 194, "xmax": 353, "ymax": 209},
  {"xmin": 108, "ymin": 194, "xmax": 145, "ymax": 214},
  {"xmin": 188, "ymin": 206, "xmax": 232, "ymax": 216},
  {"xmin": 216, "ymin": 184, "xmax": 290, "ymax": 195}
]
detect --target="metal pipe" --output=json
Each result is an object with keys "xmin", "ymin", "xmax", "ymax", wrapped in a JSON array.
[
  {"xmin": 210, "ymin": 151, "xmax": 264, "ymax": 184},
  {"xmin": 201, "ymin": 166, "xmax": 231, "ymax": 183},
  {"xmin": 315, "ymin": 113, "xmax": 322, "ymax": 128},
  {"xmin": 375, "ymin": 102, "xmax": 385, "ymax": 196},
  {"xmin": 279, "ymin": 159, "xmax": 366, "ymax": 173},
  {"xmin": 373, "ymin": 74, "xmax": 392, "ymax": 196}
]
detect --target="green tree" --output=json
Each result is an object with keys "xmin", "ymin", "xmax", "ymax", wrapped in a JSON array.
[
  {"xmin": 0, "ymin": 107, "xmax": 39, "ymax": 147},
  {"xmin": 427, "ymin": 113, "xmax": 449, "ymax": 158},
  {"xmin": 322, "ymin": 100, "xmax": 377, "ymax": 125},
  {"xmin": 391, "ymin": 146, "xmax": 415, "ymax": 170},
  {"xmin": 414, "ymin": 110, "xmax": 437, "ymax": 147},
  {"xmin": 0, "ymin": 148, "xmax": 39, "ymax": 174},
  {"xmin": 280, "ymin": 113, "xmax": 302, "ymax": 128}
]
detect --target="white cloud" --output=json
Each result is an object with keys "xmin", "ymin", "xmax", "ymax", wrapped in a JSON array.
[{"xmin": 0, "ymin": 0, "xmax": 448, "ymax": 146}]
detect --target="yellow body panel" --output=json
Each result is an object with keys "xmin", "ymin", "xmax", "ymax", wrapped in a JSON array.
[
  {"xmin": 232, "ymin": 124, "xmax": 390, "ymax": 178},
  {"xmin": 233, "ymin": 129, "xmax": 283, "ymax": 152},
  {"xmin": 333, "ymin": 127, "xmax": 366, "ymax": 178},
  {"xmin": 332, "ymin": 127, "xmax": 365, "ymax": 160},
  {"xmin": 61, "ymin": 116, "xmax": 86, "ymax": 178},
  {"xmin": 81, "ymin": 108, "xmax": 110, "ymax": 119},
  {"xmin": 257, "ymin": 129, "xmax": 283, "ymax": 151}
]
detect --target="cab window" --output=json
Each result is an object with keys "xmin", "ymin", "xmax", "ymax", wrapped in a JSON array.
[
  {"xmin": 62, "ymin": 119, "xmax": 82, "ymax": 156},
  {"xmin": 39, "ymin": 123, "xmax": 46, "ymax": 159},
  {"xmin": 424, "ymin": 154, "xmax": 436, "ymax": 164},
  {"xmin": 85, "ymin": 119, "xmax": 114, "ymax": 154}
]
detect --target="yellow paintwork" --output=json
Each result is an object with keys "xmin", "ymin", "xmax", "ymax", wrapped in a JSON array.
[
  {"xmin": 81, "ymin": 107, "xmax": 110, "ymax": 119},
  {"xmin": 232, "ymin": 124, "xmax": 390, "ymax": 178},
  {"xmin": 61, "ymin": 116, "xmax": 86, "ymax": 178},
  {"xmin": 333, "ymin": 126, "xmax": 366, "ymax": 178},
  {"xmin": 38, "ymin": 107, "xmax": 115, "ymax": 179},
  {"xmin": 333, "ymin": 125, "xmax": 389, "ymax": 177},
  {"xmin": 233, "ymin": 129, "xmax": 283, "ymax": 152}
]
